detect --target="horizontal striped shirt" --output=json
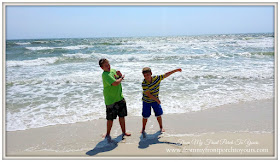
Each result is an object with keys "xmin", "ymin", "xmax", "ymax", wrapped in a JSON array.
[{"xmin": 142, "ymin": 75, "xmax": 165, "ymax": 103}]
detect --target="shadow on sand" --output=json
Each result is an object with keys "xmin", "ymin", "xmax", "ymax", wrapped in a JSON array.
[
  {"xmin": 138, "ymin": 131, "xmax": 182, "ymax": 149},
  {"xmin": 86, "ymin": 134, "xmax": 124, "ymax": 156}
]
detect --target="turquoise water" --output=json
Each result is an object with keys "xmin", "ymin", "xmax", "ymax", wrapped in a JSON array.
[{"xmin": 6, "ymin": 33, "xmax": 274, "ymax": 131}]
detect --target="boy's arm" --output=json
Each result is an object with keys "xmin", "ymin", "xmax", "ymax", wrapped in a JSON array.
[
  {"xmin": 145, "ymin": 91, "xmax": 161, "ymax": 104},
  {"xmin": 164, "ymin": 68, "xmax": 182, "ymax": 78},
  {"xmin": 112, "ymin": 75, "xmax": 125, "ymax": 86}
]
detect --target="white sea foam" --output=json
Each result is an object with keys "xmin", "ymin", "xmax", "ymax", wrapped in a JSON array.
[
  {"xmin": 6, "ymin": 77, "xmax": 105, "ymax": 131},
  {"xmin": 236, "ymin": 37, "xmax": 274, "ymax": 48},
  {"xmin": 93, "ymin": 52, "xmax": 232, "ymax": 63},
  {"xmin": 7, "ymin": 53, "xmax": 94, "ymax": 67},
  {"xmin": 26, "ymin": 47, "xmax": 55, "ymax": 50},
  {"xmin": 7, "ymin": 50, "xmax": 272, "ymax": 68},
  {"xmin": 62, "ymin": 53, "xmax": 92, "ymax": 59},
  {"xmin": 25, "ymin": 45, "xmax": 93, "ymax": 51},
  {"xmin": 7, "ymin": 57, "xmax": 59, "ymax": 67},
  {"xmin": 15, "ymin": 42, "xmax": 31, "ymax": 45},
  {"xmin": 62, "ymin": 45, "xmax": 93, "ymax": 50},
  {"xmin": 32, "ymin": 41, "xmax": 49, "ymax": 44}
]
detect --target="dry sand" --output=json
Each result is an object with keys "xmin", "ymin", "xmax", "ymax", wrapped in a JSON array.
[{"xmin": 5, "ymin": 99, "xmax": 276, "ymax": 159}]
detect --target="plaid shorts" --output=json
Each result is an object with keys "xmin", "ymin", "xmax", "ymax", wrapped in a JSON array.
[{"xmin": 106, "ymin": 98, "xmax": 127, "ymax": 120}]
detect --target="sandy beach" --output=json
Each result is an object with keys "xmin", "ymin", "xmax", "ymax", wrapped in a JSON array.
[{"xmin": 5, "ymin": 99, "xmax": 275, "ymax": 159}]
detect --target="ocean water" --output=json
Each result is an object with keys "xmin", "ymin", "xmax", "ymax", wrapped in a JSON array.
[{"xmin": 6, "ymin": 33, "xmax": 274, "ymax": 131}]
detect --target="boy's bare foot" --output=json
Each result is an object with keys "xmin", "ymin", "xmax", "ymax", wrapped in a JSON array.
[
  {"xmin": 103, "ymin": 134, "xmax": 112, "ymax": 143},
  {"xmin": 141, "ymin": 130, "xmax": 147, "ymax": 138},
  {"xmin": 160, "ymin": 128, "xmax": 165, "ymax": 132},
  {"xmin": 102, "ymin": 134, "xmax": 109, "ymax": 138},
  {"xmin": 122, "ymin": 132, "xmax": 131, "ymax": 136}
]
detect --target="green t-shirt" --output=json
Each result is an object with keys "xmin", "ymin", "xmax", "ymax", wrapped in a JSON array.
[{"xmin": 102, "ymin": 69, "xmax": 124, "ymax": 105}]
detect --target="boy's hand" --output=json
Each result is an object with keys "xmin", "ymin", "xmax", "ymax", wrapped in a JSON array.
[
  {"xmin": 116, "ymin": 71, "xmax": 122, "ymax": 77},
  {"xmin": 112, "ymin": 74, "xmax": 125, "ymax": 86},
  {"xmin": 156, "ymin": 99, "xmax": 161, "ymax": 105},
  {"xmin": 177, "ymin": 68, "xmax": 182, "ymax": 72}
]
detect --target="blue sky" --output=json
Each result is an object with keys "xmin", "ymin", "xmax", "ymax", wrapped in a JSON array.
[{"xmin": 6, "ymin": 6, "xmax": 274, "ymax": 39}]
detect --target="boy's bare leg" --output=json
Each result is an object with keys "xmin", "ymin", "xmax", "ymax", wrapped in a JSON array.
[
  {"xmin": 157, "ymin": 116, "xmax": 165, "ymax": 132},
  {"xmin": 119, "ymin": 117, "xmax": 131, "ymax": 136},
  {"xmin": 102, "ymin": 120, "xmax": 113, "ymax": 142},
  {"xmin": 141, "ymin": 118, "xmax": 148, "ymax": 133},
  {"xmin": 105, "ymin": 120, "xmax": 113, "ymax": 137}
]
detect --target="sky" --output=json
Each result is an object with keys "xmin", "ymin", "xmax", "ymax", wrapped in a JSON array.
[{"xmin": 6, "ymin": 6, "xmax": 274, "ymax": 40}]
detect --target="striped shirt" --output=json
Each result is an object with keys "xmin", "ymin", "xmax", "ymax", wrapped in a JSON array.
[{"xmin": 142, "ymin": 75, "xmax": 165, "ymax": 103}]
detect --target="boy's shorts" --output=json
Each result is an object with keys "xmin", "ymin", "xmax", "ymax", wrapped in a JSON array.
[
  {"xmin": 106, "ymin": 98, "xmax": 127, "ymax": 120},
  {"xmin": 142, "ymin": 101, "xmax": 163, "ymax": 119}
]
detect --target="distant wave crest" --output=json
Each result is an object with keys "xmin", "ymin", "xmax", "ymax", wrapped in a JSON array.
[
  {"xmin": 6, "ymin": 53, "xmax": 94, "ymax": 67},
  {"xmin": 25, "ymin": 45, "xmax": 93, "ymax": 51}
]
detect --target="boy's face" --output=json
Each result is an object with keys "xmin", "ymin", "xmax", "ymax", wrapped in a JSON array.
[
  {"xmin": 101, "ymin": 61, "xmax": 110, "ymax": 72},
  {"xmin": 143, "ymin": 72, "xmax": 152, "ymax": 82}
]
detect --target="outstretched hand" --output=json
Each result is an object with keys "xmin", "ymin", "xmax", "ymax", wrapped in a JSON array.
[{"xmin": 177, "ymin": 68, "xmax": 182, "ymax": 72}]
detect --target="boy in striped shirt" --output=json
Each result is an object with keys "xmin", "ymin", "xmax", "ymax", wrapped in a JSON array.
[{"xmin": 141, "ymin": 67, "xmax": 182, "ymax": 133}]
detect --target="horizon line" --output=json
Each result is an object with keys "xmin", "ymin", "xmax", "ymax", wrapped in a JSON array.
[{"xmin": 6, "ymin": 32, "xmax": 274, "ymax": 41}]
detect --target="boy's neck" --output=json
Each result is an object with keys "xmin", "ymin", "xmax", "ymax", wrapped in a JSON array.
[{"xmin": 145, "ymin": 77, "xmax": 152, "ymax": 83}]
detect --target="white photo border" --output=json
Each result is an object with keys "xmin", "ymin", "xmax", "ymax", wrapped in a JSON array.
[{"xmin": 1, "ymin": 0, "xmax": 278, "ymax": 160}]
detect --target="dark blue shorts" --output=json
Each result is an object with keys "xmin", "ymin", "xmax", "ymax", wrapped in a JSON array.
[{"xmin": 142, "ymin": 101, "xmax": 163, "ymax": 119}]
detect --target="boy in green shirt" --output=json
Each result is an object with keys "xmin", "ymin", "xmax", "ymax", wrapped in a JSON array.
[{"xmin": 99, "ymin": 58, "xmax": 131, "ymax": 142}]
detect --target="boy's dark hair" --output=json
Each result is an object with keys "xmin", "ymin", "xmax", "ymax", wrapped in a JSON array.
[
  {"xmin": 142, "ymin": 67, "xmax": 151, "ymax": 74},
  {"xmin": 99, "ymin": 58, "xmax": 108, "ymax": 67}
]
